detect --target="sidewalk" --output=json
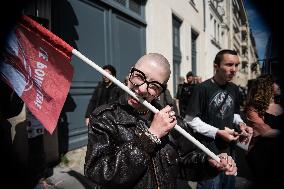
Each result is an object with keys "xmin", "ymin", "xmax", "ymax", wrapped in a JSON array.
[{"xmin": 36, "ymin": 146, "xmax": 97, "ymax": 189}]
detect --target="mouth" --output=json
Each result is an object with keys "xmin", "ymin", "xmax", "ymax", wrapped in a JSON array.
[
  {"xmin": 128, "ymin": 96, "xmax": 140, "ymax": 105},
  {"xmin": 127, "ymin": 89, "xmax": 148, "ymax": 105},
  {"xmin": 228, "ymin": 74, "xmax": 235, "ymax": 79}
]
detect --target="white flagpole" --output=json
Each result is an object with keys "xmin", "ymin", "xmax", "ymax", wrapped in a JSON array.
[{"xmin": 72, "ymin": 49, "xmax": 221, "ymax": 163}]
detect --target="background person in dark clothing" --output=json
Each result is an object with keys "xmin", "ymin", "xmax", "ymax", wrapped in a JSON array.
[
  {"xmin": 0, "ymin": 80, "xmax": 25, "ymax": 188},
  {"xmin": 85, "ymin": 64, "xmax": 123, "ymax": 126},
  {"xmin": 158, "ymin": 88, "xmax": 179, "ymax": 115},
  {"xmin": 176, "ymin": 71, "xmax": 196, "ymax": 118}
]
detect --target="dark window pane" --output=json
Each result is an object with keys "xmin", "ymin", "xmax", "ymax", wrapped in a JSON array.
[
  {"xmin": 114, "ymin": 0, "xmax": 127, "ymax": 6},
  {"xmin": 129, "ymin": 0, "xmax": 141, "ymax": 14}
]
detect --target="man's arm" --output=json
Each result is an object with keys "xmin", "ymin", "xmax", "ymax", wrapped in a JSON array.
[
  {"xmin": 85, "ymin": 87, "xmax": 99, "ymax": 126},
  {"xmin": 184, "ymin": 115, "xmax": 218, "ymax": 138},
  {"xmin": 184, "ymin": 115, "xmax": 239, "ymax": 142},
  {"xmin": 85, "ymin": 89, "xmax": 97, "ymax": 118},
  {"xmin": 233, "ymin": 114, "xmax": 244, "ymax": 125}
]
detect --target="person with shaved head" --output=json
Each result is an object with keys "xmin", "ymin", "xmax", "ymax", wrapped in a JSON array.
[{"xmin": 84, "ymin": 53, "xmax": 237, "ymax": 189}]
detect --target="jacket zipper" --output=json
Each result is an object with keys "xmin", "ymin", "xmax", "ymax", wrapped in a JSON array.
[{"xmin": 152, "ymin": 158, "xmax": 160, "ymax": 189}]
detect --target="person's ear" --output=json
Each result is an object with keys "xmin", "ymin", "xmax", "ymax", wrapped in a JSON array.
[{"xmin": 214, "ymin": 63, "xmax": 218, "ymax": 69}]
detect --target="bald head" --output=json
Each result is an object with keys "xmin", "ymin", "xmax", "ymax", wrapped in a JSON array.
[{"xmin": 135, "ymin": 53, "xmax": 171, "ymax": 83}]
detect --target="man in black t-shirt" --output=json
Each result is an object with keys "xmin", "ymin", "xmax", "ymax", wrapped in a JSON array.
[{"xmin": 184, "ymin": 50, "xmax": 253, "ymax": 189}]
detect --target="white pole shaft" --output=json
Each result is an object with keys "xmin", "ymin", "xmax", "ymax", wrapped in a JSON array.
[{"xmin": 72, "ymin": 49, "xmax": 220, "ymax": 162}]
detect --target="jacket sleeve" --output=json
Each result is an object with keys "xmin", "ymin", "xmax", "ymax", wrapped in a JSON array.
[
  {"xmin": 176, "ymin": 84, "xmax": 183, "ymax": 99},
  {"xmin": 85, "ymin": 88, "xmax": 98, "ymax": 118},
  {"xmin": 84, "ymin": 108, "xmax": 157, "ymax": 188},
  {"xmin": 172, "ymin": 117, "xmax": 219, "ymax": 181}
]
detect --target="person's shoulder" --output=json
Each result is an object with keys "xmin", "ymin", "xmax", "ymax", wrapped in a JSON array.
[
  {"xmin": 227, "ymin": 82, "xmax": 240, "ymax": 92},
  {"xmin": 92, "ymin": 102, "xmax": 118, "ymax": 116},
  {"xmin": 228, "ymin": 81, "xmax": 238, "ymax": 88},
  {"xmin": 93, "ymin": 82, "xmax": 103, "ymax": 90},
  {"xmin": 195, "ymin": 79, "xmax": 211, "ymax": 89},
  {"xmin": 203, "ymin": 78, "xmax": 212, "ymax": 84},
  {"xmin": 113, "ymin": 84, "xmax": 123, "ymax": 91}
]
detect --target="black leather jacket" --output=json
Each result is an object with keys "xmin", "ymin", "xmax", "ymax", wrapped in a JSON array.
[{"xmin": 84, "ymin": 95, "xmax": 217, "ymax": 189}]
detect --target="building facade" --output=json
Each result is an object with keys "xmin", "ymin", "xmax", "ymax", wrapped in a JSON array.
[
  {"xmin": 145, "ymin": 0, "xmax": 205, "ymax": 94},
  {"xmin": 228, "ymin": 0, "xmax": 260, "ymax": 87},
  {"xmin": 204, "ymin": 0, "xmax": 230, "ymax": 78},
  {"xmin": 205, "ymin": 0, "xmax": 259, "ymax": 87}
]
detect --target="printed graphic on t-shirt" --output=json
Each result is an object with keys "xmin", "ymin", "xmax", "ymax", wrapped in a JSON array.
[{"xmin": 209, "ymin": 91, "xmax": 234, "ymax": 119}]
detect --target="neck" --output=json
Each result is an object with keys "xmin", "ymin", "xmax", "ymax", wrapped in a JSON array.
[
  {"xmin": 213, "ymin": 76, "xmax": 226, "ymax": 85},
  {"xmin": 105, "ymin": 81, "xmax": 113, "ymax": 88}
]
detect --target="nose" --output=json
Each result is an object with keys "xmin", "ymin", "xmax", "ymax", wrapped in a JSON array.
[
  {"xmin": 231, "ymin": 66, "xmax": 236, "ymax": 73},
  {"xmin": 137, "ymin": 83, "xmax": 148, "ymax": 94}
]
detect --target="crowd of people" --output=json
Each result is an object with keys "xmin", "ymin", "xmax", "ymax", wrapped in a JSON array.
[{"xmin": 82, "ymin": 50, "xmax": 283, "ymax": 189}]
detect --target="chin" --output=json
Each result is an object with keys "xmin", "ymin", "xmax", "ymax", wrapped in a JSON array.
[{"xmin": 227, "ymin": 76, "xmax": 234, "ymax": 81}]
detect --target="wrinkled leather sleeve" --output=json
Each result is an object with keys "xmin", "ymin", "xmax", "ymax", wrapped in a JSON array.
[
  {"xmin": 84, "ymin": 107, "xmax": 156, "ymax": 188},
  {"xmin": 172, "ymin": 116, "xmax": 219, "ymax": 181}
]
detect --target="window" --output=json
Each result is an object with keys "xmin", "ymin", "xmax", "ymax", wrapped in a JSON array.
[
  {"xmin": 173, "ymin": 18, "xmax": 181, "ymax": 49},
  {"xmin": 191, "ymin": 30, "xmax": 198, "ymax": 75},
  {"xmin": 129, "ymin": 0, "xmax": 141, "ymax": 14},
  {"xmin": 217, "ymin": 24, "xmax": 220, "ymax": 42},
  {"xmin": 114, "ymin": 0, "xmax": 127, "ymax": 6},
  {"xmin": 113, "ymin": 0, "xmax": 143, "ymax": 15},
  {"xmin": 214, "ymin": 19, "xmax": 216, "ymax": 39},
  {"xmin": 172, "ymin": 15, "xmax": 182, "ymax": 94}
]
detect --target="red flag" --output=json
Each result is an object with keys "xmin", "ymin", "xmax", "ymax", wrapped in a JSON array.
[{"xmin": 0, "ymin": 15, "xmax": 74, "ymax": 134}]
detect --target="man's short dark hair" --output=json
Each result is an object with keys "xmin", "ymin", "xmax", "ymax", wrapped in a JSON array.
[
  {"xmin": 103, "ymin": 64, "xmax": 116, "ymax": 77},
  {"xmin": 214, "ymin": 49, "xmax": 238, "ymax": 65},
  {"xmin": 186, "ymin": 71, "xmax": 194, "ymax": 78}
]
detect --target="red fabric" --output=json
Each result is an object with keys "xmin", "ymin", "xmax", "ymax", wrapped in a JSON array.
[{"xmin": 0, "ymin": 15, "xmax": 74, "ymax": 134}]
